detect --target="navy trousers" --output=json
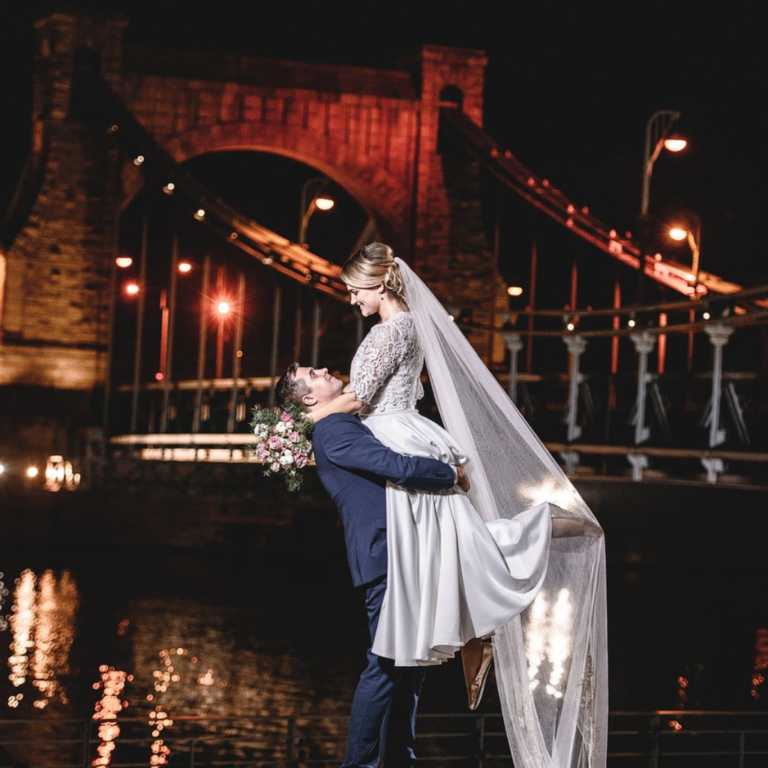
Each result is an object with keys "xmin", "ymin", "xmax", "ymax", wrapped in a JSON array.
[{"xmin": 341, "ymin": 576, "xmax": 428, "ymax": 768}]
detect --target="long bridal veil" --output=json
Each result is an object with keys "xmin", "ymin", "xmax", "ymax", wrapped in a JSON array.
[{"xmin": 397, "ymin": 257, "xmax": 608, "ymax": 768}]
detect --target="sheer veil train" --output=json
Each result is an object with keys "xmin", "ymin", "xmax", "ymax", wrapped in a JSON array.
[{"xmin": 397, "ymin": 257, "xmax": 608, "ymax": 768}]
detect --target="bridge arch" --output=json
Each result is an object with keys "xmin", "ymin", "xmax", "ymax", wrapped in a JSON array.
[
  {"xmin": 1, "ymin": 8, "xmax": 494, "ymax": 392},
  {"xmin": 124, "ymin": 121, "xmax": 409, "ymax": 250}
]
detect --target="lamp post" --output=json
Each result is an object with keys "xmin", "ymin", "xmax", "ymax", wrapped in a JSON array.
[
  {"xmin": 637, "ymin": 110, "xmax": 687, "ymax": 307},
  {"xmin": 215, "ymin": 299, "xmax": 230, "ymax": 379},
  {"xmin": 192, "ymin": 255, "xmax": 211, "ymax": 434},
  {"xmin": 668, "ymin": 212, "xmax": 703, "ymax": 371},
  {"xmin": 668, "ymin": 212, "xmax": 702, "ymax": 294},
  {"xmin": 296, "ymin": 176, "xmax": 335, "ymax": 367},
  {"xmin": 640, "ymin": 110, "xmax": 687, "ymax": 218},
  {"xmin": 129, "ymin": 212, "xmax": 148, "ymax": 433},
  {"xmin": 298, "ymin": 176, "xmax": 335, "ymax": 247}
]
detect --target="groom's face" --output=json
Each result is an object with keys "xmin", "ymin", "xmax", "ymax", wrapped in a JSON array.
[{"xmin": 295, "ymin": 366, "xmax": 343, "ymax": 409}]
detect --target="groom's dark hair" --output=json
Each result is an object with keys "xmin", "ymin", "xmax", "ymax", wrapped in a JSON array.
[{"xmin": 275, "ymin": 362, "xmax": 310, "ymax": 410}]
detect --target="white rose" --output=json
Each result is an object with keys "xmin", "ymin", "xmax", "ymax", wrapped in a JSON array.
[
  {"xmin": 279, "ymin": 451, "xmax": 295, "ymax": 466},
  {"xmin": 274, "ymin": 422, "xmax": 288, "ymax": 434},
  {"xmin": 270, "ymin": 462, "xmax": 281, "ymax": 473}
]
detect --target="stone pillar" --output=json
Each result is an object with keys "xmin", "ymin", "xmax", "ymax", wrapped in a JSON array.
[
  {"xmin": 411, "ymin": 45, "xmax": 495, "ymax": 363},
  {"xmin": 0, "ymin": 10, "xmax": 128, "ymax": 389}
]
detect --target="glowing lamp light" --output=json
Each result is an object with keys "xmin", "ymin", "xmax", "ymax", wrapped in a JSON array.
[
  {"xmin": 125, "ymin": 282, "xmax": 140, "ymax": 296},
  {"xmin": 669, "ymin": 227, "xmax": 688, "ymax": 241},
  {"xmin": 155, "ymin": 372, "xmax": 164, "ymax": 382},
  {"xmin": 507, "ymin": 285, "xmax": 524, "ymax": 297},
  {"xmin": 194, "ymin": 208, "xmax": 206, "ymax": 221},
  {"xmin": 217, "ymin": 301, "xmax": 230, "ymax": 315},
  {"xmin": 628, "ymin": 317, "xmax": 636, "ymax": 328},
  {"xmin": 0, "ymin": 463, "xmax": 5, "ymax": 475},
  {"xmin": 133, "ymin": 155, "xmax": 145, "ymax": 166},
  {"xmin": 177, "ymin": 261, "xmax": 192, "ymax": 274},
  {"xmin": 664, "ymin": 137, "xmax": 687, "ymax": 152},
  {"xmin": 315, "ymin": 195, "xmax": 335, "ymax": 211},
  {"xmin": 566, "ymin": 321, "xmax": 575, "ymax": 332},
  {"xmin": 26, "ymin": 466, "xmax": 39, "ymax": 478},
  {"xmin": 162, "ymin": 182, "xmax": 175, "ymax": 195},
  {"xmin": 115, "ymin": 256, "xmax": 133, "ymax": 268}
]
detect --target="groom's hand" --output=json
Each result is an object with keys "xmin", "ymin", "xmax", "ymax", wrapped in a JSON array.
[{"xmin": 456, "ymin": 466, "xmax": 470, "ymax": 492}]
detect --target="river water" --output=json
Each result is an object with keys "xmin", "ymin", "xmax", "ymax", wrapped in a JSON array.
[{"xmin": 0, "ymin": 479, "xmax": 766, "ymax": 764}]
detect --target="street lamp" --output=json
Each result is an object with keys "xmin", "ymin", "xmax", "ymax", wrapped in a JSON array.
[
  {"xmin": 215, "ymin": 297, "xmax": 231, "ymax": 380},
  {"xmin": 640, "ymin": 110, "xmax": 687, "ymax": 218},
  {"xmin": 295, "ymin": 176, "xmax": 335, "ymax": 368},
  {"xmin": 668, "ymin": 211, "xmax": 703, "ymax": 372},
  {"xmin": 668, "ymin": 211, "xmax": 703, "ymax": 295},
  {"xmin": 297, "ymin": 176, "xmax": 335, "ymax": 247}
]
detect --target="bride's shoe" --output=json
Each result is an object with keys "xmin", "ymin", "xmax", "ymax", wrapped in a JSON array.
[
  {"xmin": 551, "ymin": 516, "xmax": 603, "ymax": 538},
  {"xmin": 461, "ymin": 637, "xmax": 494, "ymax": 710}
]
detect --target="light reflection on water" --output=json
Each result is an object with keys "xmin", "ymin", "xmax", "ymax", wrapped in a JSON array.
[
  {"xmin": 1, "ymin": 482, "xmax": 767, "ymax": 763},
  {"xmin": 7, "ymin": 568, "xmax": 78, "ymax": 709},
  {"xmin": 0, "ymin": 557, "xmax": 370, "ymax": 764},
  {"xmin": 129, "ymin": 597, "xmax": 356, "ymax": 719}
]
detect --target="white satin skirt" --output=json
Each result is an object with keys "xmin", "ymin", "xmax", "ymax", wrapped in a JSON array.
[{"xmin": 363, "ymin": 410, "xmax": 552, "ymax": 667}]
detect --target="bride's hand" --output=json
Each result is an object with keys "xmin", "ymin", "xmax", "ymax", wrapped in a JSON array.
[{"xmin": 456, "ymin": 466, "xmax": 471, "ymax": 493}]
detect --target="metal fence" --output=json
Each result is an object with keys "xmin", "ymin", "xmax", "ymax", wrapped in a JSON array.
[{"xmin": 1, "ymin": 710, "xmax": 766, "ymax": 767}]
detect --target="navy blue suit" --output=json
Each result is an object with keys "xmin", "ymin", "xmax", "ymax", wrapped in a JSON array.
[{"xmin": 312, "ymin": 413, "xmax": 457, "ymax": 768}]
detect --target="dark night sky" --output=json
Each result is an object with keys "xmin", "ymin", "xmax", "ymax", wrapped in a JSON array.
[{"xmin": 2, "ymin": 4, "xmax": 763, "ymax": 289}]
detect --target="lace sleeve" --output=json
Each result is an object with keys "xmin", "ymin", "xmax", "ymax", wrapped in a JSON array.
[{"xmin": 350, "ymin": 322, "xmax": 406, "ymax": 404}]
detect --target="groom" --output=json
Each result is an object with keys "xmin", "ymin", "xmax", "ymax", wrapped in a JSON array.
[{"xmin": 276, "ymin": 362, "xmax": 469, "ymax": 768}]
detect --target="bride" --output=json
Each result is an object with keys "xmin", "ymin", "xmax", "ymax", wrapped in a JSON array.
[{"xmin": 314, "ymin": 243, "xmax": 608, "ymax": 767}]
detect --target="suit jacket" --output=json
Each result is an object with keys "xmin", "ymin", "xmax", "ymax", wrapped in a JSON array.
[{"xmin": 312, "ymin": 412, "xmax": 457, "ymax": 587}]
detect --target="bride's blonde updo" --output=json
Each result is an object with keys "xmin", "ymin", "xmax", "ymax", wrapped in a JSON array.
[{"xmin": 341, "ymin": 242, "xmax": 406, "ymax": 302}]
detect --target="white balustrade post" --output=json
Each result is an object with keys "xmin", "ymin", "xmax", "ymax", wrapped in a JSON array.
[
  {"xmin": 704, "ymin": 323, "xmax": 734, "ymax": 448},
  {"xmin": 630, "ymin": 331, "xmax": 657, "ymax": 445},
  {"xmin": 563, "ymin": 334, "xmax": 587, "ymax": 442}
]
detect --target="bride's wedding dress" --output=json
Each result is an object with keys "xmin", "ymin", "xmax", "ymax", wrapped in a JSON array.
[
  {"xmin": 350, "ymin": 311, "xmax": 554, "ymax": 666},
  {"xmin": 393, "ymin": 258, "xmax": 608, "ymax": 768}
]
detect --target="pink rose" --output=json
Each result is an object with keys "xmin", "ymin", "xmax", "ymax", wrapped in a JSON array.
[
  {"xmin": 294, "ymin": 453, "xmax": 307, "ymax": 469},
  {"xmin": 288, "ymin": 431, "xmax": 300, "ymax": 443},
  {"xmin": 281, "ymin": 411, "xmax": 293, "ymax": 423},
  {"xmin": 268, "ymin": 435, "xmax": 282, "ymax": 450}
]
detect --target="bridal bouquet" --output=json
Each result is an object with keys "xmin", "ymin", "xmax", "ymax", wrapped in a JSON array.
[{"xmin": 248, "ymin": 403, "xmax": 314, "ymax": 492}]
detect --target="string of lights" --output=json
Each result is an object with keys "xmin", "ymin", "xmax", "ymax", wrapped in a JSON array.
[
  {"xmin": 79, "ymin": 66, "xmax": 349, "ymax": 300},
  {"xmin": 441, "ymin": 108, "xmax": 761, "ymax": 305}
]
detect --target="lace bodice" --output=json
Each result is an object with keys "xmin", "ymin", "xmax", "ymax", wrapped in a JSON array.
[{"xmin": 350, "ymin": 312, "xmax": 424, "ymax": 416}]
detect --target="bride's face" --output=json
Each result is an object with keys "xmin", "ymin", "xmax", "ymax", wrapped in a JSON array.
[{"xmin": 346, "ymin": 284, "xmax": 382, "ymax": 317}]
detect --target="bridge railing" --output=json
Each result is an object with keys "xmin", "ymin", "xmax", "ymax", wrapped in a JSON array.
[
  {"xmin": 1, "ymin": 710, "xmax": 766, "ymax": 767},
  {"xmin": 104, "ymin": 297, "xmax": 768, "ymax": 488}
]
